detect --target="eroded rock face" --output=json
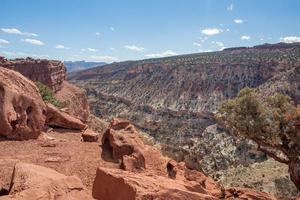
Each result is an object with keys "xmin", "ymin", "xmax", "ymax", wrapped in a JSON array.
[
  {"xmin": 0, "ymin": 67, "xmax": 46, "ymax": 140},
  {"xmin": 45, "ymin": 103, "xmax": 87, "ymax": 130},
  {"xmin": 0, "ymin": 57, "xmax": 66, "ymax": 92},
  {"xmin": 55, "ymin": 81, "xmax": 90, "ymax": 122},
  {"xmin": 92, "ymin": 119, "xmax": 276, "ymax": 200},
  {"xmin": 0, "ymin": 162, "xmax": 93, "ymax": 200}
]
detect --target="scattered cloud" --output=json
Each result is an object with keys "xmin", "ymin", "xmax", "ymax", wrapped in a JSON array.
[
  {"xmin": 145, "ymin": 50, "xmax": 177, "ymax": 58},
  {"xmin": 279, "ymin": 36, "xmax": 300, "ymax": 43},
  {"xmin": 110, "ymin": 47, "xmax": 115, "ymax": 51},
  {"xmin": 55, "ymin": 44, "xmax": 70, "ymax": 49},
  {"xmin": 227, "ymin": 4, "xmax": 234, "ymax": 11},
  {"xmin": 201, "ymin": 28, "xmax": 223, "ymax": 36},
  {"xmin": 95, "ymin": 32, "xmax": 101, "ymax": 36},
  {"xmin": 212, "ymin": 41, "xmax": 224, "ymax": 47},
  {"xmin": 240, "ymin": 35, "xmax": 251, "ymax": 40},
  {"xmin": 110, "ymin": 27, "xmax": 115, "ymax": 31},
  {"xmin": 234, "ymin": 19, "xmax": 243, "ymax": 24},
  {"xmin": 193, "ymin": 42, "xmax": 202, "ymax": 47},
  {"xmin": 89, "ymin": 55, "xmax": 119, "ymax": 62},
  {"xmin": 21, "ymin": 38, "xmax": 44, "ymax": 45},
  {"xmin": 198, "ymin": 49, "xmax": 213, "ymax": 53},
  {"xmin": 1, "ymin": 51, "xmax": 49, "ymax": 58},
  {"xmin": 124, "ymin": 45, "xmax": 145, "ymax": 52},
  {"xmin": 0, "ymin": 39, "xmax": 9, "ymax": 47},
  {"xmin": 1, "ymin": 28, "xmax": 37, "ymax": 37},
  {"xmin": 86, "ymin": 48, "xmax": 99, "ymax": 52},
  {"xmin": 199, "ymin": 37, "xmax": 208, "ymax": 42}
]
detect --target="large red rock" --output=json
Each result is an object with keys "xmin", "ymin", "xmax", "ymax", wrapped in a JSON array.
[
  {"xmin": 102, "ymin": 118, "xmax": 166, "ymax": 172},
  {"xmin": 45, "ymin": 103, "xmax": 87, "ymax": 130},
  {"xmin": 55, "ymin": 81, "xmax": 90, "ymax": 122},
  {"xmin": 0, "ymin": 67, "xmax": 46, "ymax": 140},
  {"xmin": 92, "ymin": 167, "xmax": 220, "ymax": 200},
  {"xmin": 0, "ymin": 57, "xmax": 66, "ymax": 92},
  {"xmin": 0, "ymin": 162, "xmax": 93, "ymax": 200}
]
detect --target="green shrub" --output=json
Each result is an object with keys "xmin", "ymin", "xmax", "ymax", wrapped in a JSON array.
[{"xmin": 35, "ymin": 81, "xmax": 63, "ymax": 108}]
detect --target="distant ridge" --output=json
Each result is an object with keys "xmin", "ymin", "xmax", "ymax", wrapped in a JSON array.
[{"xmin": 64, "ymin": 60, "xmax": 106, "ymax": 73}]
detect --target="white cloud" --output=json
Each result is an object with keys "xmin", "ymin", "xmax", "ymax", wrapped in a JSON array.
[
  {"xmin": 1, "ymin": 51, "xmax": 49, "ymax": 58},
  {"xmin": 201, "ymin": 28, "xmax": 223, "ymax": 36},
  {"xmin": 110, "ymin": 27, "xmax": 115, "ymax": 31},
  {"xmin": 212, "ymin": 41, "xmax": 224, "ymax": 47},
  {"xmin": 198, "ymin": 49, "xmax": 213, "ymax": 53},
  {"xmin": 234, "ymin": 19, "xmax": 243, "ymax": 24},
  {"xmin": 124, "ymin": 45, "xmax": 145, "ymax": 52},
  {"xmin": 95, "ymin": 32, "xmax": 101, "ymax": 36},
  {"xmin": 0, "ymin": 39, "xmax": 9, "ymax": 46},
  {"xmin": 227, "ymin": 4, "xmax": 234, "ymax": 11},
  {"xmin": 279, "ymin": 36, "xmax": 300, "ymax": 43},
  {"xmin": 193, "ymin": 42, "xmax": 202, "ymax": 47},
  {"xmin": 110, "ymin": 47, "xmax": 115, "ymax": 51},
  {"xmin": 1, "ymin": 28, "xmax": 37, "ymax": 37},
  {"xmin": 86, "ymin": 48, "xmax": 99, "ymax": 52},
  {"xmin": 89, "ymin": 55, "xmax": 119, "ymax": 62},
  {"xmin": 145, "ymin": 50, "xmax": 177, "ymax": 58},
  {"xmin": 241, "ymin": 35, "xmax": 251, "ymax": 40},
  {"xmin": 22, "ymin": 38, "xmax": 44, "ymax": 45},
  {"xmin": 55, "ymin": 44, "xmax": 70, "ymax": 49}
]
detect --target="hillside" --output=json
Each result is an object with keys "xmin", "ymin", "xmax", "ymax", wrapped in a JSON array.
[{"xmin": 69, "ymin": 43, "xmax": 300, "ymax": 196}]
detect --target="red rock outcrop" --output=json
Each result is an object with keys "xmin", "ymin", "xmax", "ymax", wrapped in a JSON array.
[
  {"xmin": 45, "ymin": 103, "xmax": 87, "ymax": 130},
  {"xmin": 0, "ymin": 67, "xmax": 46, "ymax": 140},
  {"xmin": 0, "ymin": 67, "xmax": 88, "ymax": 140},
  {"xmin": 0, "ymin": 162, "xmax": 93, "ymax": 200},
  {"xmin": 93, "ymin": 119, "xmax": 276, "ymax": 200},
  {"xmin": 55, "ymin": 81, "xmax": 90, "ymax": 122},
  {"xmin": 0, "ymin": 57, "xmax": 65, "ymax": 92}
]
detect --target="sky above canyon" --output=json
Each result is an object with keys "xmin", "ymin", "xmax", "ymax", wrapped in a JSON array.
[{"xmin": 0, "ymin": 0, "xmax": 299, "ymax": 62}]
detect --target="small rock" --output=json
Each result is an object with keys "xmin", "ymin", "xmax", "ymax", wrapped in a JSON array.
[{"xmin": 81, "ymin": 129, "xmax": 99, "ymax": 142}]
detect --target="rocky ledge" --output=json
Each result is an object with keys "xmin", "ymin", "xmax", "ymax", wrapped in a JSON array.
[{"xmin": 0, "ymin": 56, "xmax": 65, "ymax": 92}]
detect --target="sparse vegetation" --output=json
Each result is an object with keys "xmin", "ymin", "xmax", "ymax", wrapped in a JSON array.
[
  {"xmin": 219, "ymin": 87, "xmax": 300, "ymax": 190},
  {"xmin": 35, "ymin": 81, "xmax": 63, "ymax": 108}
]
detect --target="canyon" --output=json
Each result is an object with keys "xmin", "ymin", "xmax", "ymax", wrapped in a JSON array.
[
  {"xmin": 0, "ymin": 59, "xmax": 275, "ymax": 199},
  {"xmin": 0, "ymin": 42, "xmax": 299, "ymax": 199},
  {"xmin": 68, "ymin": 42, "xmax": 300, "ymax": 198}
]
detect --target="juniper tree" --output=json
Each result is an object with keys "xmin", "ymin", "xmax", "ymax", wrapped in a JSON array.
[{"xmin": 219, "ymin": 87, "xmax": 300, "ymax": 190}]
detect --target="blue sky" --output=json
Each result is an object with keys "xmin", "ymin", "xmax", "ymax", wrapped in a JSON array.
[{"xmin": 0, "ymin": 0, "xmax": 300, "ymax": 62}]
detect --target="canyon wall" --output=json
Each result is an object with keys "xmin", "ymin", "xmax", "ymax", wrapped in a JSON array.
[{"xmin": 0, "ymin": 56, "xmax": 65, "ymax": 92}]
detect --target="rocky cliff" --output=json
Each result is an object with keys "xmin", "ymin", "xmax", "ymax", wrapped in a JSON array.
[{"xmin": 0, "ymin": 56, "xmax": 66, "ymax": 92}]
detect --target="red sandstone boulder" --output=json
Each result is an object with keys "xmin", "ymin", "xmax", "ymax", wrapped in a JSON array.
[
  {"xmin": 55, "ymin": 81, "xmax": 90, "ymax": 122},
  {"xmin": 102, "ymin": 118, "xmax": 146, "ymax": 171},
  {"xmin": 45, "ymin": 103, "xmax": 87, "ymax": 130},
  {"xmin": 92, "ymin": 167, "xmax": 219, "ymax": 200},
  {"xmin": 0, "ymin": 67, "xmax": 46, "ymax": 140},
  {"xmin": 0, "ymin": 162, "xmax": 93, "ymax": 200}
]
